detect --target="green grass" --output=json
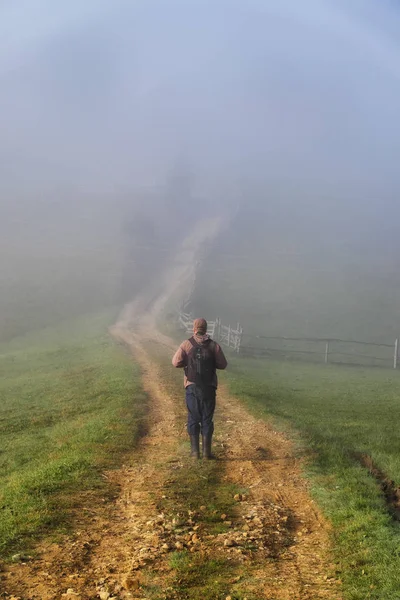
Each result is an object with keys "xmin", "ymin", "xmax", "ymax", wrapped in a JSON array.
[
  {"xmin": 227, "ymin": 357, "xmax": 400, "ymax": 600},
  {"xmin": 0, "ymin": 310, "xmax": 147, "ymax": 556},
  {"xmin": 165, "ymin": 552, "xmax": 252, "ymax": 600}
]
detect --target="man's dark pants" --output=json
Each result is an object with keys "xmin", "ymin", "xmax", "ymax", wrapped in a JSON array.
[{"xmin": 185, "ymin": 384, "xmax": 216, "ymax": 437}]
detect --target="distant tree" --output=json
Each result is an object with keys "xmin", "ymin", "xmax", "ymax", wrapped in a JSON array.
[
  {"xmin": 164, "ymin": 161, "xmax": 195, "ymax": 222},
  {"xmin": 123, "ymin": 212, "xmax": 156, "ymax": 244}
]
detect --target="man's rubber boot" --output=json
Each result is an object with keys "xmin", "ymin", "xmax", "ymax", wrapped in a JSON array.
[
  {"xmin": 190, "ymin": 434, "xmax": 200, "ymax": 459},
  {"xmin": 202, "ymin": 434, "xmax": 216, "ymax": 460}
]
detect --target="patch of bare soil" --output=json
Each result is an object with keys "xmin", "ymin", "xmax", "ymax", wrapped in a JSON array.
[
  {"xmin": 354, "ymin": 452, "xmax": 400, "ymax": 521},
  {"xmin": 1, "ymin": 218, "xmax": 341, "ymax": 599}
]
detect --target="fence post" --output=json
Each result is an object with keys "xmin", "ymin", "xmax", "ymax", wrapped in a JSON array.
[
  {"xmin": 236, "ymin": 323, "xmax": 243, "ymax": 354},
  {"xmin": 394, "ymin": 338, "xmax": 398, "ymax": 369},
  {"xmin": 325, "ymin": 341, "xmax": 330, "ymax": 364},
  {"xmin": 215, "ymin": 318, "xmax": 221, "ymax": 342},
  {"xmin": 227, "ymin": 325, "xmax": 231, "ymax": 348}
]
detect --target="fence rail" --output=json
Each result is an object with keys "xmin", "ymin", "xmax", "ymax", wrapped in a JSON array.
[
  {"xmin": 246, "ymin": 334, "xmax": 394, "ymax": 348},
  {"xmin": 240, "ymin": 334, "xmax": 400, "ymax": 369}
]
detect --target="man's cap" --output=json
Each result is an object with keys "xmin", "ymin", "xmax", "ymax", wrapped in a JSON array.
[{"xmin": 193, "ymin": 318, "xmax": 207, "ymax": 335}]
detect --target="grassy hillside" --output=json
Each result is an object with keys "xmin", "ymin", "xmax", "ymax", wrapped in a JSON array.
[
  {"xmin": 193, "ymin": 206, "xmax": 400, "ymax": 345},
  {"xmin": 228, "ymin": 358, "xmax": 400, "ymax": 600},
  {"xmin": 0, "ymin": 195, "xmax": 128, "ymax": 342},
  {"xmin": 0, "ymin": 311, "xmax": 147, "ymax": 555}
]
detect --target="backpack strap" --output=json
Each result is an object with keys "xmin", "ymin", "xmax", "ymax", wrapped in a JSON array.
[{"xmin": 188, "ymin": 336, "xmax": 199, "ymax": 349}]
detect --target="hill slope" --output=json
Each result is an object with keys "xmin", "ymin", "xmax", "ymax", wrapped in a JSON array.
[{"xmin": 193, "ymin": 205, "xmax": 400, "ymax": 345}]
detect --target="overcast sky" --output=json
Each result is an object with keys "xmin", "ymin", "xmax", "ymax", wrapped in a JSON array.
[{"xmin": 1, "ymin": 0, "xmax": 400, "ymax": 212}]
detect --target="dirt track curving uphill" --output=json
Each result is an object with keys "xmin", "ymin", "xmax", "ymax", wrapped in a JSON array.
[{"xmin": 2, "ymin": 219, "xmax": 341, "ymax": 599}]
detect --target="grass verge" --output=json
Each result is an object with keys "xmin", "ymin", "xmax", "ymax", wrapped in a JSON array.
[
  {"xmin": 227, "ymin": 356, "xmax": 400, "ymax": 600},
  {"xmin": 0, "ymin": 310, "xmax": 147, "ymax": 556}
]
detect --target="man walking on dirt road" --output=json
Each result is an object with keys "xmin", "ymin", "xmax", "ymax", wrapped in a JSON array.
[{"xmin": 172, "ymin": 318, "xmax": 228, "ymax": 459}]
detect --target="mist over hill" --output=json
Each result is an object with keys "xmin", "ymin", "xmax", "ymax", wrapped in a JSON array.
[
  {"xmin": 2, "ymin": 1, "xmax": 400, "ymax": 341},
  {"xmin": 193, "ymin": 200, "xmax": 400, "ymax": 344}
]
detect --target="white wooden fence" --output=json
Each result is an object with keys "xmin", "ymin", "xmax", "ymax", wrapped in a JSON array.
[{"xmin": 177, "ymin": 311, "xmax": 243, "ymax": 353}]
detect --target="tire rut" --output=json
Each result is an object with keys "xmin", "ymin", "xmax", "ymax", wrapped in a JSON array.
[{"xmin": 214, "ymin": 388, "xmax": 340, "ymax": 598}]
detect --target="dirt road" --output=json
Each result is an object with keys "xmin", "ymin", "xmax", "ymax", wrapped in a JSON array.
[{"xmin": 3, "ymin": 219, "xmax": 341, "ymax": 599}]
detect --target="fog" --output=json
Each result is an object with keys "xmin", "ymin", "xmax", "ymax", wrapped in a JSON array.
[{"xmin": 2, "ymin": 0, "xmax": 400, "ymax": 340}]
